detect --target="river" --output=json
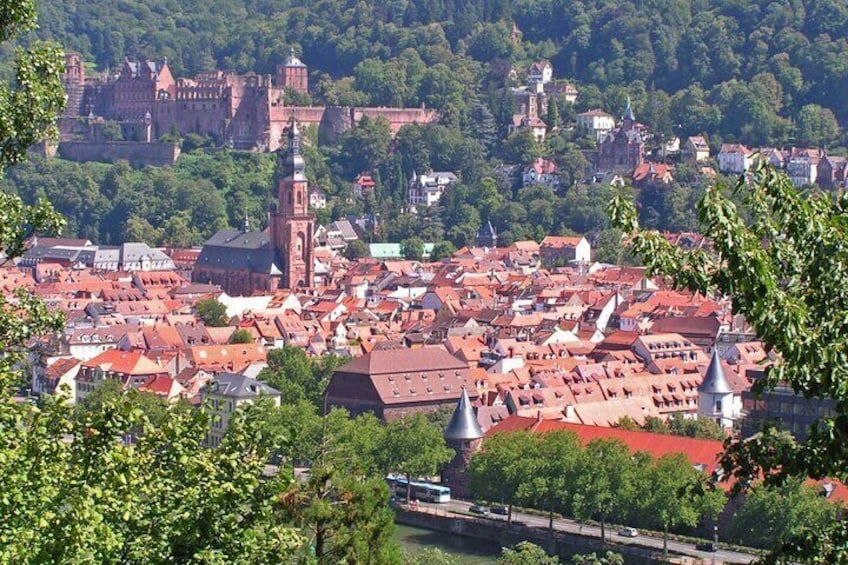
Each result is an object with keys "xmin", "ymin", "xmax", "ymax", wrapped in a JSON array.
[{"xmin": 395, "ymin": 524, "xmax": 500, "ymax": 564}]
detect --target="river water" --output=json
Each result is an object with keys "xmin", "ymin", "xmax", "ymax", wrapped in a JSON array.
[{"xmin": 395, "ymin": 524, "xmax": 500, "ymax": 564}]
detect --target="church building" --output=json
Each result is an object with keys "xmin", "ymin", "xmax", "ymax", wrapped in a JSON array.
[
  {"xmin": 193, "ymin": 119, "xmax": 315, "ymax": 295},
  {"xmin": 597, "ymin": 96, "xmax": 647, "ymax": 172}
]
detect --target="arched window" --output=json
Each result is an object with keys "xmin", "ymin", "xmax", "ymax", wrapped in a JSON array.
[
  {"xmin": 297, "ymin": 232, "xmax": 306, "ymax": 261},
  {"xmin": 296, "ymin": 190, "xmax": 303, "ymax": 207}
]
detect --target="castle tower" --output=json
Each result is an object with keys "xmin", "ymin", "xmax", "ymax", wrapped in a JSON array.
[
  {"xmin": 276, "ymin": 48, "xmax": 308, "ymax": 95},
  {"xmin": 62, "ymin": 53, "xmax": 85, "ymax": 116},
  {"xmin": 698, "ymin": 348, "xmax": 735, "ymax": 431},
  {"xmin": 442, "ymin": 387, "xmax": 484, "ymax": 498},
  {"xmin": 270, "ymin": 118, "xmax": 315, "ymax": 289}
]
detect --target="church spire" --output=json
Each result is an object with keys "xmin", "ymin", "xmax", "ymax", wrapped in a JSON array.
[
  {"xmin": 624, "ymin": 95, "xmax": 635, "ymax": 122},
  {"xmin": 283, "ymin": 117, "xmax": 306, "ymax": 181}
]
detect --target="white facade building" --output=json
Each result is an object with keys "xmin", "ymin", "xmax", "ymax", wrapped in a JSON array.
[{"xmin": 408, "ymin": 171, "xmax": 457, "ymax": 207}]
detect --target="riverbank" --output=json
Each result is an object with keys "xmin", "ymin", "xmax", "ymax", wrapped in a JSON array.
[
  {"xmin": 394, "ymin": 503, "xmax": 753, "ymax": 564},
  {"xmin": 395, "ymin": 524, "xmax": 499, "ymax": 564}
]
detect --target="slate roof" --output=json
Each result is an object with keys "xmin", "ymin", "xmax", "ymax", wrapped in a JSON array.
[
  {"xmin": 699, "ymin": 349, "xmax": 733, "ymax": 394},
  {"xmin": 197, "ymin": 229, "xmax": 283, "ymax": 274},
  {"xmin": 207, "ymin": 372, "xmax": 280, "ymax": 399},
  {"xmin": 444, "ymin": 387, "xmax": 484, "ymax": 440}
]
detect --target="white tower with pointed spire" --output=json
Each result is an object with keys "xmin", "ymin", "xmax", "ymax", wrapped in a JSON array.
[{"xmin": 698, "ymin": 349, "xmax": 735, "ymax": 430}]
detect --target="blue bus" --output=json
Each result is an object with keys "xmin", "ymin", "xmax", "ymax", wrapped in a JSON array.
[{"xmin": 386, "ymin": 475, "xmax": 451, "ymax": 503}]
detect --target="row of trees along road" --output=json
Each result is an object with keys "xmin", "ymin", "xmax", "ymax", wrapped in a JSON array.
[
  {"xmin": 467, "ymin": 431, "xmax": 724, "ymax": 558},
  {"xmin": 608, "ymin": 162, "xmax": 848, "ymax": 561}
]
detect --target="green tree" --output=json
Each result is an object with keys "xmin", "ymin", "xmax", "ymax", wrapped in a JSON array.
[
  {"xmin": 282, "ymin": 462, "xmax": 399, "ymax": 564},
  {"xmin": 468, "ymin": 431, "xmax": 535, "ymax": 524},
  {"xmin": 556, "ymin": 149, "xmax": 590, "ymax": 188},
  {"xmin": 344, "ymin": 239, "xmax": 369, "ymax": 260},
  {"xmin": 195, "ymin": 297, "xmax": 228, "ymax": 327},
  {"xmin": 0, "ymin": 3, "xmax": 65, "ymax": 170},
  {"xmin": 429, "ymin": 240, "xmax": 457, "ymax": 261},
  {"xmin": 609, "ymin": 162, "xmax": 848, "ymax": 560},
  {"xmin": 572, "ymin": 439, "xmax": 635, "ymax": 543},
  {"xmin": 403, "ymin": 548, "xmax": 460, "ymax": 565},
  {"xmin": 123, "ymin": 214, "xmax": 161, "ymax": 244},
  {"xmin": 519, "ymin": 431, "xmax": 581, "ymax": 532},
  {"xmin": 160, "ymin": 212, "xmax": 195, "ymax": 247},
  {"xmin": 379, "ymin": 414, "xmax": 453, "ymax": 503},
  {"xmin": 634, "ymin": 453, "xmax": 721, "ymax": 559},
  {"xmin": 795, "ymin": 104, "xmax": 840, "ymax": 148},
  {"xmin": 229, "ymin": 328, "xmax": 254, "ymax": 344},
  {"xmin": 496, "ymin": 541, "xmax": 560, "ymax": 565},
  {"xmin": 546, "ymin": 96, "xmax": 559, "ymax": 131},
  {"xmin": 667, "ymin": 413, "xmax": 725, "ymax": 440},
  {"xmin": 571, "ymin": 552, "xmax": 624, "ymax": 565},
  {"xmin": 401, "ymin": 236, "xmax": 425, "ymax": 261},
  {"xmin": 727, "ymin": 479, "xmax": 840, "ymax": 550},
  {"xmin": 501, "ymin": 128, "xmax": 542, "ymax": 165},
  {"xmin": 337, "ymin": 116, "xmax": 393, "ymax": 179},
  {"xmin": 259, "ymin": 345, "xmax": 345, "ymax": 407}
]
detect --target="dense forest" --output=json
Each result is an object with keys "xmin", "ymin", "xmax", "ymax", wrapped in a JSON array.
[
  {"xmin": 30, "ymin": 0, "xmax": 848, "ymax": 147},
  {"xmin": 7, "ymin": 0, "xmax": 846, "ymax": 247}
]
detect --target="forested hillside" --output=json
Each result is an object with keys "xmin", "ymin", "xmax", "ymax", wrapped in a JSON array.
[
  {"xmin": 31, "ymin": 0, "xmax": 848, "ymax": 146},
  {"xmin": 7, "ymin": 0, "xmax": 847, "ymax": 248}
]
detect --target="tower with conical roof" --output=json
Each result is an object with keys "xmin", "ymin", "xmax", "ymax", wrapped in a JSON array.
[
  {"xmin": 698, "ymin": 348, "xmax": 735, "ymax": 430},
  {"xmin": 442, "ymin": 387, "xmax": 484, "ymax": 497},
  {"xmin": 270, "ymin": 118, "xmax": 315, "ymax": 289}
]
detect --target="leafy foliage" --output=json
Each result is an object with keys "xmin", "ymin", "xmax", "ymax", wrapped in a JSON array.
[
  {"xmin": 258, "ymin": 345, "xmax": 347, "ymax": 408},
  {"xmin": 380, "ymin": 414, "xmax": 454, "ymax": 502},
  {"xmin": 469, "ymin": 430, "xmax": 724, "ymax": 550},
  {"xmin": 608, "ymin": 162, "xmax": 848, "ymax": 561},
  {"xmin": 571, "ymin": 552, "xmax": 624, "ymax": 565},
  {"xmin": 726, "ymin": 479, "xmax": 840, "ymax": 550},
  {"xmin": 228, "ymin": 328, "xmax": 254, "ymax": 344},
  {"xmin": 195, "ymin": 297, "xmax": 228, "ymax": 327},
  {"xmin": 496, "ymin": 541, "xmax": 560, "ymax": 565}
]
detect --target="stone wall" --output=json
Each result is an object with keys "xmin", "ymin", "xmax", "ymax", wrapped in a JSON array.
[
  {"xmin": 58, "ymin": 141, "xmax": 181, "ymax": 167},
  {"xmin": 395, "ymin": 508, "xmax": 678, "ymax": 565}
]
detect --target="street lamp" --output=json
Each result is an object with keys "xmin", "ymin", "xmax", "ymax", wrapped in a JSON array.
[{"xmin": 712, "ymin": 524, "xmax": 719, "ymax": 565}]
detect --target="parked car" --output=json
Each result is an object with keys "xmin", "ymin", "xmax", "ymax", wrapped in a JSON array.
[
  {"xmin": 491, "ymin": 504, "xmax": 509, "ymax": 515},
  {"xmin": 618, "ymin": 527, "xmax": 639, "ymax": 538},
  {"xmin": 695, "ymin": 541, "xmax": 718, "ymax": 552},
  {"xmin": 469, "ymin": 504, "xmax": 490, "ymax": 516}
]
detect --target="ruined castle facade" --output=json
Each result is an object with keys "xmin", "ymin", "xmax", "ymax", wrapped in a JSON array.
[{"xmin": 61, "ymin": 53, "xmax": 437, "ymax": 152}]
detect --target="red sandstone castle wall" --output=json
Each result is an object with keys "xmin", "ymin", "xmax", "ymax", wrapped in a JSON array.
[
  {"xmin": 58, "ymin": 141, "xmax": 180, "ymax": 167},
  {"xmin": 353, "ymin": 107, "xmax": 439, "ymax": 134}
]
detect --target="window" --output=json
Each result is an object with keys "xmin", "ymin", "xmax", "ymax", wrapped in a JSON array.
[{"xmin": 715, "ymin": 400, "xmax": 722, "ymax": 412}]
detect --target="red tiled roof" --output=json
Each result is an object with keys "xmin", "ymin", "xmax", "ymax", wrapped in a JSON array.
[{"xmin": 488, "ymin": 415, "xmax": 724, "ymax": 475}]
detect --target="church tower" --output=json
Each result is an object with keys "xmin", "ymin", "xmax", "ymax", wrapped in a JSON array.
[
  {"xmin": 270, "ymin": 119, "xmax": 315, "ymax": 289},
  {"xmin": 623, "ymin": 95, "xmax": 636, "ymax": 131}
]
